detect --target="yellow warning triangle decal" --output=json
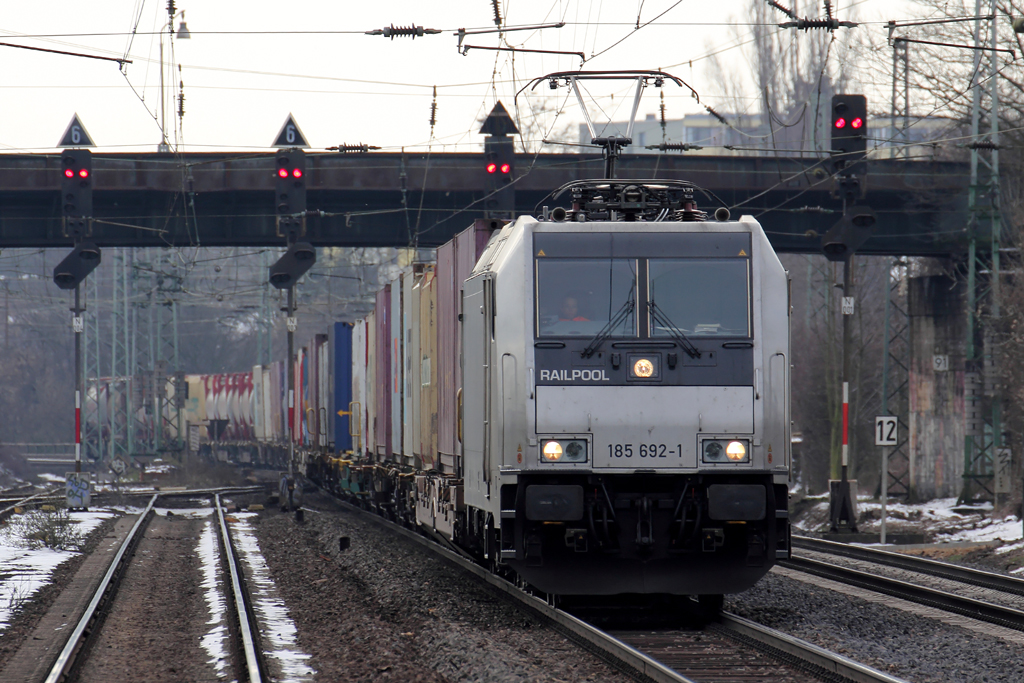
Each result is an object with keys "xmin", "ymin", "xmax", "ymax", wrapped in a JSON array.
[
  {"xmin": 738, "ymin": 249, "xmax": 748, "ymax": 256},
  {"xmin": 537, "ymin": 249, "xmax": 546, "ymax": 256}
]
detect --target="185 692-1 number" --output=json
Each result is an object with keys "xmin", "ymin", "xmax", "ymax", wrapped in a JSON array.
[{"xmin": 607, "ymin": 443, "xmax": 681, "ymax": 458}]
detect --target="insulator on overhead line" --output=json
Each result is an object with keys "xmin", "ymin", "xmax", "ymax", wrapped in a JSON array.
[
  {"xmin": 778, "ymin": 18, "xmax": 858, "ymax": 30},
  {"xmin": 326, "ymin": 144, "xmax": 381, "ymax": 153},
  {"xmin": 705, "ymin": 106, "xmax": 729, "ymax": 126},
  {"xmin": 966, "ymin": 140, "xmax": 1000, "ymax": 150},
  {"xmin": 364, "ymin": 24, "xmax": 442, "ymax": 39},
  {"xmin": 429, "ymin": 85, "xmax": 438, "ymax": 129},
  {"xmin": 645, "ymin": 143, "xmax": 703, "ymax": 152}
]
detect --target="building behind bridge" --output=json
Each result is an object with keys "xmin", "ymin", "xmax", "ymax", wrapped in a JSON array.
[{"xmin": 580, "ymin": 112, "xmax": 959, "ymax": 160}]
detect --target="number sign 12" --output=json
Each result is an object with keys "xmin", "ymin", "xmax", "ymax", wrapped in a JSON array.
[{"xmin": 875, "ymin": 416, "xmax": 898, "ymax": 446}]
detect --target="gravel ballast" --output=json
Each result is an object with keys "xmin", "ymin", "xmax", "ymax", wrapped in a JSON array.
[
  {"xmin": 75, "ymin": 510, "xmax": 226, "ymax": 683},
  {"xmin": 244, "ymin": 490, "xmax": 636, "ymax": 683},
  {"xmin": 728, "ymin": 570, "xmax": 1024, "ymax": 683}
]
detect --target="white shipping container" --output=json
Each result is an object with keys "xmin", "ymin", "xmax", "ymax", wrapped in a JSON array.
[
  {"xmin": 253, "ymin": 365, "xmax": 265, "ymax": 440},
  {"xmin": 352, "ymin": 319, "xmax": 366, "ymax": 455},
  {"xmin": 390, "ymin": 273, "xmax": 404, "ymax": 459}
]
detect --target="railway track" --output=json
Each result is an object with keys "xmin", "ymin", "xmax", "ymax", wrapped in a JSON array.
[
  {"xmin": 793, "ymin": 535, "xmax": 1024, "ymax": 596},
  {"xmin": 40, "ymin": 492, "xmax": 269, "ymax": 683},
  {"xmin": 783, "ymin": 536, "xmax": 1024, "ymax": 633},
  {"xmin": 0, "ymin": 486, "xmax": 61, "ymax": 521},
  {"xmin": 322, "ymin": 491, "xmax": 908, "ymax": 683},
  {"xmin": 0, "ymin": 484, "xmax": 264, "ymax": 518}
]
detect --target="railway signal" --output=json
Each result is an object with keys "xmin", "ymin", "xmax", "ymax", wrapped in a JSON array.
[
  {"xmin": 275, "ymin": 149, "xmax": 306, "ymax": 217},
  {"xmin": 269, "ymin": 241, "xmax": 316, "ymax": 289},
  {"xmin": 821, "ymin": 205, "xmax": 876, "ymax": 262},
  {"xmin": 53, "ymin": 240, "xmax": 101, "ymax": 479},
  {"xmin": 830, "ymin": 94, "xmax": 867, "ymax": 169},
  {"xmin": 53, "ymin": 242, "xmax": 101, "ymax": 290},
  {"xmin": 61, "ymin": 149, "xmax": 93, "ymax": 236},
  {"xmin": 480, "ymin": 101, "xmax": 518, "ymax": 219}
]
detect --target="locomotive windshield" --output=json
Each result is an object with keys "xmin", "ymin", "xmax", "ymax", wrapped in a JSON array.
[
  {"xmin": 536, "ymin": 259, "xmax": 637, "ymax": 337},
  {"xmin": 649, "ymin": 258, "xmax": 751, "ymax": 337}
]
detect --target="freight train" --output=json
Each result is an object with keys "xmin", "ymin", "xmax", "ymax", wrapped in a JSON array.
[{"xmin": 190, "ymin": 179, "xmax": 793, "ymax": 603}]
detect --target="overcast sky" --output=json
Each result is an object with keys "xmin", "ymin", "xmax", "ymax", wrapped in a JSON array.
[{"xmin": 2, "ymin": 1, "xmax": 911, "ymax": 154}]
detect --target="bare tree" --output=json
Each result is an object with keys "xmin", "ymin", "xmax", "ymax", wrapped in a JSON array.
[{"xmin": 705, "ymin": 0, "xmax": 858, "ymax": 154}]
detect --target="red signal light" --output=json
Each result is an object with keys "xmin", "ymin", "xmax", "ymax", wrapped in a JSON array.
[
  {"xmin": 486, "ymin": 162, "xmax": 497, "ymax": 174},
  {"xmin": 851, "ymin": 117, "xmax": 863, "ymax": 129},
  {"xmin": 278, "ymin": 168, "xmax": 289, "ymax": 178},
  {"xmin": 78, "ymin": 169, "xmax": 89, "ymax": 178},
  {"xmin": 64, "ymin": 169, "xmax": 75, "ymax": 178},
  {"xmin": 292, "ymin": 168, "xmax": 303, "ymax": 178},
  {"xmin": 499, "ymin": 163, "xmax": 511, "ymax": 174},
  {"xmin": 834, "ymin": 118, "xmax": 846, "ymax": 129}
]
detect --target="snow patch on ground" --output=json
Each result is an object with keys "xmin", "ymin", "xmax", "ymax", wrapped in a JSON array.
[
  {"xmin": 230, "ymin": 513, "xmax": 315, "ymax": 682},
  {"xmin": 0, "ymin": 509, "xmax": 117, "ymax": 631},
  {"xmin": 794, "ymin": 493, "xmax": 1024, "ymax": 571},
  {"xmin": 196, "ymin": 519, "xmax": 231, "ymax": 678}
]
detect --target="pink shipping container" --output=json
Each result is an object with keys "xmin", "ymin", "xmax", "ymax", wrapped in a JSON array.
[
  {"xmin": 366, "ymin": 311, "xmax": 377, "ymax": 457},
  {"xmin": 294, "ymin": 348, "xmax": 304, "ymax": 444},
  {"xmin": 437, "ymin": 221, "xmax": 494, "ymax": 473}
]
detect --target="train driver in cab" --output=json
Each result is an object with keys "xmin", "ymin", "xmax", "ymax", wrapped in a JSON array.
[{"xmin": 558, "ymin": 294, "xmax": 589, "ymax": 322}]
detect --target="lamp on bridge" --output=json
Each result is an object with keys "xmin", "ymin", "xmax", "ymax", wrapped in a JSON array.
[{"xmin": 158, "ymin": 2, "xmax": 191, "ymax": 153}]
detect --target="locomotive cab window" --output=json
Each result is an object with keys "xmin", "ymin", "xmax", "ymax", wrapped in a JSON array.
[
  {"xmin": 536, "ymin": 259, "xmax": 637, "ymax": 337},
  {"xmin": 649, "ymin": 258, "xmax": 751, "ymax": 338}
]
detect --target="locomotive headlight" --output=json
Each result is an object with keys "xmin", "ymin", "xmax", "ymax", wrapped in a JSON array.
[
  {"xmin": 542, "ymin": 439, "xmax": 588, "ymax": 463},
  {"xmin": 703, "ymin": 441, "xmax": 724, "ymax": 462},
  {"xmin": 702, "ymin": 439, "xmax": 750, "ymax": 464},
  {"xmin": 632, "ymin": 358, "xmax": 654, "ymax": 378},
  {"xmin": 543, "ymin": 441, "xmax": 563, "ymax": 461},
  {"xmin": 564, "ymin": 440, "xmax": 586, "ymax": 461},
  {"xmin": 726, "ymin": 441, "xmax": 747, "ymax": 461}
]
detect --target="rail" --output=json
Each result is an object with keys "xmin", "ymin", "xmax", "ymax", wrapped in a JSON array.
[
  {"xmin": 322, "ymin": 490, "xmax": 905, "ymax": 683},
  {"xmin": 717, "ymin": 613, "xmax": 909, "ymax": 683},
  {"xmin": 781, "ymin": 555, "xmax": 1024, "ymax": 632},
  {"xmin": 793, "ymin": 534, "xmax": 1024, "ymax": 596},
  {"xmin": 0, "ymin": 487, "xmax": 60, "ymax": 522},
  {"xmin": 216, "ymin": 493, "xmax": 268, "ymax": 683},
  {"xmin": 42, "ymin": 494, "xmax": 158, "ymax": 683}
]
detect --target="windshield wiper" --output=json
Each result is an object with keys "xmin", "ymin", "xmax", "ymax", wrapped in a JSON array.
[
  {"xmin": 581, "ymin": 298, "xmax": 635, "ymax": 359},
  {"xmin": 648, "ymin": 300, "xmax": 701, "ymax": 359}
]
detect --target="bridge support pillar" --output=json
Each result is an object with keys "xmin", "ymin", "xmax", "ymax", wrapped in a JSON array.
[{"xmin": 907, "ymin": 273, "xmax": 966, "ymax": 500}]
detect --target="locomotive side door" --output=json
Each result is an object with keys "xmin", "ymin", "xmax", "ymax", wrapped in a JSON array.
[{"xmin": 462, "ymin": 275, "xmax": 493, "ymax": 506}]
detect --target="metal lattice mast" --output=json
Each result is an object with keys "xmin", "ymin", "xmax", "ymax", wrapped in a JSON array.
[
  {"xmin": 83, "ymin": 267, "xmax": 103, "ymax": 463},
  {"xmin": 881, "ymin": 257, "xmax": 912, "ymax": 498},
  {"xmin": 109, "ymin": 249, "xmax": 133, "ymax": 460},
  {"xmin": 129, "ymin": 247, "xmax": 154, "ymax": 456},
  {"xmin": 155, "ymin": 248, "xmax": 182, "ymax": 449},
  {"xmin": 961, "ymin": 4, "xmax": 1001, "ymax": 502},
  {"xmin": 257, "ymin": 249, "xmax": 273, "ymax": 366},
  {"xmin": 891, "ymin": 38, "xmax": 910, "ymax": 159}
]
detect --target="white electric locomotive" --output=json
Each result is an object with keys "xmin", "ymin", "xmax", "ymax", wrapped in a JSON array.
[
  {"xmin": 456, "ymin": 179, "xmax": 791, "ymax": 599},
  {"xmin": 325, "ymin": 178, "xmax": 792, "ymax": 604}
]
